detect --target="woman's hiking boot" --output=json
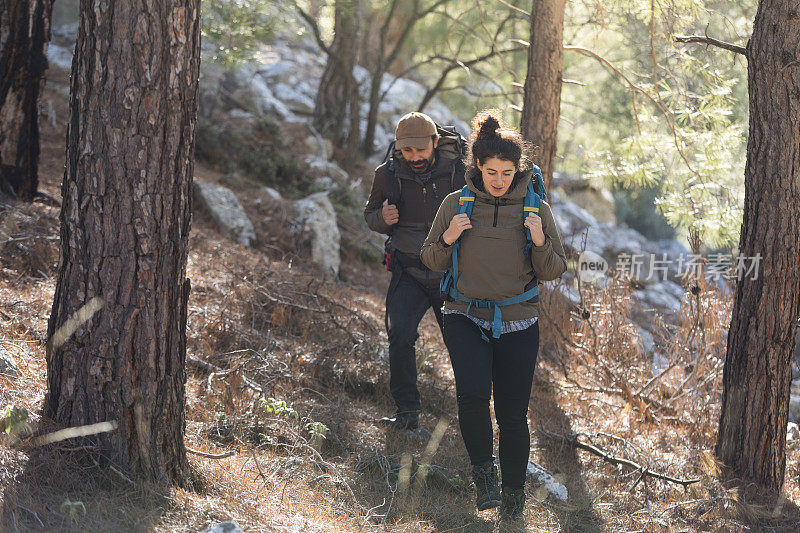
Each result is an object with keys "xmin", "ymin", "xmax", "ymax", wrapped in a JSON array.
[
  {"xmin": 378, "ymin": 410, "xmax": 419, "ymax": 430},
  {"xmin": 471, "ymin": 461, "xmax": 501, "ymax": 511},
  {"xmin": 498, "ymin": 487, "xmax": 526, "ymax": 521}
]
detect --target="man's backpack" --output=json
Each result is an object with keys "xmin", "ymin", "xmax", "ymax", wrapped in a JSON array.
[
  {"xmin": 380, "ymin": 122, "xmax": 467, "ymax": 271},
  {"xmin": 439, "ymin": 165, "xmax": 548, "ymax": 339}
]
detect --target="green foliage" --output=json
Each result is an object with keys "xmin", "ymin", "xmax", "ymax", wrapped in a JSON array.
[
  {"xmin": 3, "ymin": 404, "xmax": 31, "ymax": 442},
  {"xmin": 195, "ymin": 117, "xmax": 313, "ymax": 198},
  {"xmin": 60, "ymin": 499, "xmax": 86, "ymax": 520},
  {"xmin": 202, "ymin": 0, "xmax": 278, "ymax": 67},
  {"xmin": 408, "ymin": 0, "xmax": 530, "ymax": 122},
  {"xmin": 560, "ymin": 0, "xmax": 750, "ymax": 249},
  {"xmin": 586, "ymin": 54, "xmax": 745, "ymax": 248},
  {"xmin": 305, "ymin": 421, "xmax": 328, "ymax": 451},
  {"xmin": 259, "ymin": 397, "xmax": 298, "ymax": 419}
]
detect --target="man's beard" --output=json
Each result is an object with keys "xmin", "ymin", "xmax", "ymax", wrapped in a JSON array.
[{"xmin": 408, "ymin": 155, "xmax": 434, "ymax": 173}]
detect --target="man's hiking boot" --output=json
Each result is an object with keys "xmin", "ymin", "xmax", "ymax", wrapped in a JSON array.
[
  {"xmin": 378, "ymin": 411, "xmax": 419, "ymax": 430},
  {"xmin": 498, "ymin": 487, "xmax": 526, "ymax": 521},
  {"xmin": 471, "ymin": 461, "xmax": 501, "ymax": 511}
]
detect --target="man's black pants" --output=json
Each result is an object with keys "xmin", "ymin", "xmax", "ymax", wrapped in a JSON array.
[
  {"xmin": 442, "ymin": 313, "xmax": 540, "ymax": 490},
  {"xmin": 386, "ymin": 269, "xmax": 444, "ymax": 413}
]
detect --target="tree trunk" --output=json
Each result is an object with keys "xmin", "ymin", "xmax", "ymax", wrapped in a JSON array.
[
  {"xmin": 519, "ymin": 0, "xmax": 565, "ymax": 190},
  {"xmin": 715, "ymin": 0, "xmax": 800, "ymax": 490},
  {"xmin": 314, "ymin": 0, "xmax": 360, "ymax": 152},
  {"xmin": 0, "ymin": 0, "xmax": 54, "ymax": 201},
  {"xmin": 362, "ymin": 62, "xmax": 383, "ymax": 156},
  {"xmin": 45, "ymin": 0, "xmax": 201, "ymax": 485}
]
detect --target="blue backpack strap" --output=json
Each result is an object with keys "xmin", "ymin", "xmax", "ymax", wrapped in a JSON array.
[
  {"xmin": 456, "ymin": 185, "xmax": 475, "ymax": 217},
  {"xmin": 440, "ymin": 186, "xmax": 474, "ymax": 300},
  {"xmin": 523, "ymin": 181, "xmax": 541, "ymax": 256},
  {"xmin": 445, "ymin": 284, "xmax": 540, "ymax": 339},
  {"xmin": 452, "ymin": 185, "xmax": 474, "ymax": 283}
]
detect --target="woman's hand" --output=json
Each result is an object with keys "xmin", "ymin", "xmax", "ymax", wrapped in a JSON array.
[
  {"xmin": 524, "ymin": 213, "xmax": 546, "ymax": 247},
  {"xmin": 442, "ymin": 214, "xmax": 472, "ymax": 245}
]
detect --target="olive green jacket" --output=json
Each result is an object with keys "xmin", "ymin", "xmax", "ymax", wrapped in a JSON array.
[{"xmin": 420, "ymin": 168, "xmax": 567, "ymax": 321}]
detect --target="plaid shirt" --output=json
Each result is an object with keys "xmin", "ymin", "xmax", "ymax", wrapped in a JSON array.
[{"xmin": 441, "ymin": 307, "xmax": 538, "ymax": 335}]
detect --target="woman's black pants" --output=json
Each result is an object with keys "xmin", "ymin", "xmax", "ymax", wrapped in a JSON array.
[{"xmin": 442, "ymin": 312, "xmax": 539, "ymax": 490}]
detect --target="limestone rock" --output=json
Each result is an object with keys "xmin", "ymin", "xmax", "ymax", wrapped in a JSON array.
[
  {"xmin": 263, "ymin": 187, "xmax": 282, "ymax": 201},
  {"xmin": 304, "ymin": 155, "xmax": 349, "ymax": 185},
  {"xmin": 791, "ymin": 381, "xmax": 800, "ymax": 424},
  {"xmin": 0, "ymin": 348, "xmax": 19, "ymax": 377},
  {"xmin": 194, "ymin": 181, "xmax": 256, "ymax": 247},
  {"xmin": 200, "ymin": 522, "xmax": 244, "ymax": 533},
  {"xmin": 293, "ymin": 192, "xmax": 341, "ymax": 276},
  {"xmin": 526, "ymin": 461, "xmax": 568, "ymax": 501}
]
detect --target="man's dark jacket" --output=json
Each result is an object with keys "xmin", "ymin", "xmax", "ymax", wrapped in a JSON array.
[{"xmin": 364, "ymin": 151, "xmax": 466, "ymax": 281}]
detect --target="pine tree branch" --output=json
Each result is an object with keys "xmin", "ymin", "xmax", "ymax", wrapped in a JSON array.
[
  {"xmin": 674, "ymin": 35, "xmax": 747, "ymax": 57},
  {"xmin": 417, "ymin": 46, "xmax": 526, "ymax": 111}
]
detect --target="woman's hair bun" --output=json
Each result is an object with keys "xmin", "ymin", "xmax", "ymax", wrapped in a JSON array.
[
  {"xmin": 465, "ymin": 107, "xmax": 531, "ymax": 179},
  {"xmin": 473, "ymin": 109, "xmax": 502, "ymax": 140}
]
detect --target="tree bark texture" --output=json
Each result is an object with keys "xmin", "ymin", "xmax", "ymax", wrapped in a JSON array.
[
  {"xmin": 715, "ymin": 0, "xmax": 800, "ymax": 490},
  {"xmin": 314, "ymin": 0, "xmax": 360, "ymax": 153},
  {"xmin": 45, "ymin": 0, "xmax": 201, "ymax": 485},
  {"xmin": 0, "ymin": 0, "xmax": 54, "ymax": 201},
  {"xmin": 519, "ymin": 0, "xmax": 565, "ymax": 190}
]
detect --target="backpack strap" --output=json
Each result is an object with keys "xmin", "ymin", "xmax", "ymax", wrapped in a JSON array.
[
  {"xmin": 381, "ymin": 140, "xmax": 396, "ymax": 167},
  {"xmin": 523, "ymin": 165, "xmax": 547, "ymax": 256},
  {"xmin": 523, "ymin": 182, "xmax": 541, "ymax": 256},
  {"xmin": 451, "ymin": 185, "xmax": 474, "ymax": 284}
]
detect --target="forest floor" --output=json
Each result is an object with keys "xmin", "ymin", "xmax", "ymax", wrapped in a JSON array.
[{"xmin": 1, "ymin": 66, "xmax": 800, "ymax": 533}]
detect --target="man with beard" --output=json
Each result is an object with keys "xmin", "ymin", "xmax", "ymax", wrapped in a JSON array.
[{"xmin": 364, "ymin": 112, "xmax": 466, "ymax": 430}]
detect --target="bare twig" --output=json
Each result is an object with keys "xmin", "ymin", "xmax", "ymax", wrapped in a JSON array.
[
  {"xmin": 187, "ymin": 355, "xmax": 264, "ymax": 395},
  {"xmin": 186, "ymin": 447, "xmax": 235, "ymax": 459},
  {"xmin": 494, "ymin": 0, "xmax": 529, "ymax": 16}
]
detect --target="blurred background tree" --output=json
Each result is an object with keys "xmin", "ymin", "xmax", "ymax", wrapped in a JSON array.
[{"xmin": 201, "ymin": 0, "xmax": 277, "ymax": 67}]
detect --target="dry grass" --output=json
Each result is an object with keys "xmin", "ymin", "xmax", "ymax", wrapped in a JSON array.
[{"xmin": 1, "ymin": 64, "xmax": 799, "ymax": 532}]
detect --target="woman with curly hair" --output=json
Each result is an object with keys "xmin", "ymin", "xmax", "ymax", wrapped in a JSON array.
[{"xmin": 421, "ymin": 109, "xmax": 567, "ymax": 520}]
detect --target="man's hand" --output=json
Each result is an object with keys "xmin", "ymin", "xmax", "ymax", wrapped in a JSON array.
[
  {"xmin": 524, "ymin": 213, "xmax": 546, "ymax": 247},
  {"xmin": 442, "ymin": 214, "xmax": 472, "ymax": 245},
  {"xmin": 382, "ymin": 199, "xmax": 399, "ymax": 225}
]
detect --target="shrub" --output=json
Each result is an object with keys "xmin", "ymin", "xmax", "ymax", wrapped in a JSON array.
[{"xmin": 195, "ymin": 117, "xmax": 313, "ymax": 198}]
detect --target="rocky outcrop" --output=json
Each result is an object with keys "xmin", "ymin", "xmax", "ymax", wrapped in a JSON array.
[
  {"xmin": 193, "ymin": 181, "xmax": 256, "ymax": 247},
  {"xmin": 293, "ymin": 192, "xmax": 341, "ymax": 276},
  {"xmin": 0, "ymin": 347, "xmax": 19, "ymax": 377}
]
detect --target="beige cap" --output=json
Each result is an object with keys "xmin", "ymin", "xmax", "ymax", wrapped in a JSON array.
[{"xmin": 395, "ymin": 112, "xmax": 437, "ymax": 149}]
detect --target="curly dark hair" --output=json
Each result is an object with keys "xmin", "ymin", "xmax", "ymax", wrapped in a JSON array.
[{"xmin": 465, "ymin": 108, "xmax": 532, "ymax": 174}]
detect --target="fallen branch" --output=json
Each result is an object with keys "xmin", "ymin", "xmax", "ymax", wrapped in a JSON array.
[
  {"xmin": 186, "ymin": 447, "xmax": 235, "ymax": 459},
  {"xmin": 540, "ymin": 428, "xmax": 700, "ymax": 488}
]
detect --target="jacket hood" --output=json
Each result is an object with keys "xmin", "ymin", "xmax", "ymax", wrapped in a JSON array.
[{"xmin": 464, "ymin": 167, "xmax": 532, "ymax": 201}]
